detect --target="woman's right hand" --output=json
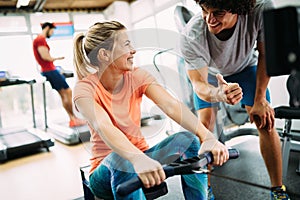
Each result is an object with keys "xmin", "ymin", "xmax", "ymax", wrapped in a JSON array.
[{"xmin": 132, "ymin": 155, "xmax": 166, "ymax": 188}]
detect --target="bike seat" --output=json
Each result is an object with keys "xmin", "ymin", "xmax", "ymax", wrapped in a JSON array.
[{"xmin": 275, "ymin": 106, "xmax": 300, "ymax": 119}]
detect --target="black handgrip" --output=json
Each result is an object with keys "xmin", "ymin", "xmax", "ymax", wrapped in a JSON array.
[
  {"xmin": 202, "ymin": 148, "xmax": 239, "ymax": 164},
  {"xmin": 116, "ymin": 148, "xmax": 239, "ymax": 196},
  {"xmin": 228, "ymin": 148, "xmax": 240, "ymax": 159},
  {"xmin": 116, "ymin": 166, "xmax": 175, "ymax": 197},
  {"xmin": 116, "ymin": 176, "xmax": 144, "ymax": 196}
]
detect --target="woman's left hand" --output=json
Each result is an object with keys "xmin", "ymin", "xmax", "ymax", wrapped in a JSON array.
[{"xmin": 198, "ymin": 138, "xmax": 229, "ymax": 166}]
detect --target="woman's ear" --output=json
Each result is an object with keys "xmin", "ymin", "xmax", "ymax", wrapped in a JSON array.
[{"xmin": 98, "ymin": 48, "xmax": 110, "ymax": 62}]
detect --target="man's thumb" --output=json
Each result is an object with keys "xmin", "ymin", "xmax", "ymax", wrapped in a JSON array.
[{"xmin": 216, "ymin": 73, "xmax": 228, "ymax": 85}]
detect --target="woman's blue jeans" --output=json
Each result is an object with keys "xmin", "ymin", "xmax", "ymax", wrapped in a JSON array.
[{"xmin": 89, "ymin": 131, "xmax": 208, "ymax": 200}]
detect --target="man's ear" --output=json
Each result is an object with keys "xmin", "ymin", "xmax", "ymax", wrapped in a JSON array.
[{"xmin": 98, "ymin": 48, "xmax": 110, "ymax": 62}]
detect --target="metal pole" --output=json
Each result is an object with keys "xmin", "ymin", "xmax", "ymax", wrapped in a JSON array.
[
  {"xmin": 29, "ymin": 81, "xmax": 36, "ymax": 128},
  {"xmin": 42, "ymin": 82, "xmax": 48, "ymax": 129}
]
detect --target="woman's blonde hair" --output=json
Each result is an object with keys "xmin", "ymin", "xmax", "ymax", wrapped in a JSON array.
[{"xmin": 73, "ymin": 21, "xmax": 126, "ymax": 80}]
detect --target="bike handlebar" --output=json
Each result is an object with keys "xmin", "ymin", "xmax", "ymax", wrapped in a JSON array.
[{"xmin": 116, "ymin": 148, "xmax": 239, "ymax": 196}]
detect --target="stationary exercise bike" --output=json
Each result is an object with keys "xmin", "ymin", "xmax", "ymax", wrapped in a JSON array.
[
  {"xmin": 115, "ymin": 148, "xmax": 239, "ymax": 199},
  {"xmin": 115, "ymin": 149, "xmax": 239, "ymax": 199},
  {"xmin": 263, "ymin": 6, "xmax": 300, "ymax": 178}
]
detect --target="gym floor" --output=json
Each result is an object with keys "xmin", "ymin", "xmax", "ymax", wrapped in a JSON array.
[
  {"xmin": 212, "ymin": 136, "xmax": 300, "ymax": 200},
  {"xmin": 0, "ymin": 140, "xmax": 90, "ymax": 200},
  {"xmin": 147, "ymin": 135, "xmax": 300, "ymax": 200},
  {"xmin": 0, "ymin": 123, "xmax": 299, "ymax": 200}
]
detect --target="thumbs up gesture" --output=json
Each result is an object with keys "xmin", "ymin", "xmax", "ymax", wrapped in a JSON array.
[{"xmin": 215, "ymin": 73, "xmax": 243, "ymax": 105}]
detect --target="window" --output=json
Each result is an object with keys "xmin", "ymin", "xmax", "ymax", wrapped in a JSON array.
[
  {"xmin": 0, "ymin": 16, "xmax": 27, "ymax": 32},
  {"xmin": 155, "ymin": 5, "xmax": 178, "ymax": 31},
  {"xmin": 0, "ymin": 35, "xmax": 39, "ymax": 128},
  {"xmin": 185, "ymin": 0, "xmax": 202, "ymax": 14},
  {"xmin": 131, "ymin": 1, "xmax": 190, "ymax": 134},
  {"xmin": 30, "ymin": 12, "xmax": 70, "ymax": 34},
  {"xmin": 73, "ymin": 13, "xmax": 106, "ymax": 30},
  {"xmin": 0, "ymin": 35, "xmax": 37, "ymax": 79}
]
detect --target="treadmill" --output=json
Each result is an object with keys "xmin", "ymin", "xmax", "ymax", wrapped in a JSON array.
[
  {"xmin": 42, "ymin": 68, "xmax": 90, "ymax": 145},
  {"xmin": 0, "ymin": 76, "xmax": 54, "ymax": 162},
  {"xmin": 45, "ymin": 121, "xmax": 90, "ymax": 145}
]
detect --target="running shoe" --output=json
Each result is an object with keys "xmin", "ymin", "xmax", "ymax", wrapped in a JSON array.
[
  {"xmin": 69, "ymin": 118, "xmax": 86, "ymax": 127},
  {"xmin": 271, "ymin": 185, "xmax": 290, "ymax": 200},
  {"xmin": 208, "ymin": 186, "xmax": 215, "ymax": 200}
]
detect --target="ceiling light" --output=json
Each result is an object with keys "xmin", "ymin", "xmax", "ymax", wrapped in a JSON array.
[{"xmin": 16, "ymin": 0, "xmax": 30, "ymax": 8}]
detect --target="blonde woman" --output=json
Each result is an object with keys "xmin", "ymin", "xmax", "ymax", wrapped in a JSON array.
[{"xmin": 73, "ymin": 21, "xmax": 228, "ymax": 199}]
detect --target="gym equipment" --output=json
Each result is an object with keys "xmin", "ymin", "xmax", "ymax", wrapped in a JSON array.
[
  {"xmin": 0, "ymin": 127, "xmax": 54, "ymax": 162},
  {"xmin": 174, "ymin": 5, "xmax": 196, "ymax": 114},
  {"xmin": 116, "ymin": 148, "xmax": 239, "ymax": 198},
  {"xmin": 79, "ymin": 148, "xmax": 239, "ymax": 200},
  {"xmin": 263, "ymin": 6, "xmax": 300, "ymax": 76},
  {"xmin": 42, "ymin": 68, "xmax": 90, "ymax": 145},
  {"xmin": 273, "ymin": 73, "xmax": 300, "ymax": 178},
  {"xmin": 80, "ymin": 165, "xmax": 98, "ymax": 200},
  {"xmin": 217, "ymin": 102, "xmax": 257, "ymax": 142},
  {"xmin": 0, "ymin": 77, "xmax": 54, "ymax": 162},
  {"xmin": 45, "ymin": 121, "xmax": 90, "ymax": 145},
  {"xmin": 264, "ymin": 6, "xmax": 300, "ymax": 178}
]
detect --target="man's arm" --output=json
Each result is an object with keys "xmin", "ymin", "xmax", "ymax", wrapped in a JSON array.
[
  {"xmin": 37, "ymin": 46, "xmax": 64, "ymax": 62},
  {"xmin": 187, "ymin": 66, "xmax": 242, "ymax": 105},
  {"xmin": 250, "ymin": 41, "xmax": 274, "ymax": 131},
  {"xmin": 145, "ymin": 80, "xmax": 229, "ymax": 165}
]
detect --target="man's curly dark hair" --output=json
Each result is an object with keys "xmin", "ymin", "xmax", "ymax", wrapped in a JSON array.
[{"xmin": 195, "ymin": 0, "xmax": 256, "ymax": 15}]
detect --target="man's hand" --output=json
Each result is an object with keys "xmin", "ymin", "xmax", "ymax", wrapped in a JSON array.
[
  {"xmin": 215, "ymin": 74, "xmax": 243, "ymax": 105},
  {"xmin": 55, "ymin": 56, "xmax": 65, "ymax": 61},
  {"xmin": 132, "ymin": 155, "xmax": 166, "ymax": 189},
  {"xmin": 249, "ymin": 99, "xmax": 275, "ymax": 132}
]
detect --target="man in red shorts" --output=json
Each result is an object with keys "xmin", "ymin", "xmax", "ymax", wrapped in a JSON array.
[{"xmin": 33, "ymin": 22, "xmax": 85, "ymax": 127}]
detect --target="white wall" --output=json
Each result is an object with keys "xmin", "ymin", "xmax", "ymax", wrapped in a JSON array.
[
  {"xmin": 273, "ymin": 0, "xmax": 300, "ymax": 7},
  {"xmin": 104, "ymin": 1, "xmax": 132, "ymax": 29}
]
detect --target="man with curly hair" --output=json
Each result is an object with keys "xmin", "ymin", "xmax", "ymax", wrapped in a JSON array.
[{"xmin": 180, "ymin": 0, "xmax": 290, "ymax": 199}]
